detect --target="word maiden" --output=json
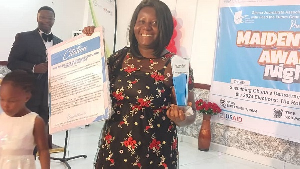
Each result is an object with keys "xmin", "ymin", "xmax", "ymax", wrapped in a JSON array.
[{"xmin": 236, "ymin": 30, "xmax": 300, "ymax": 48}]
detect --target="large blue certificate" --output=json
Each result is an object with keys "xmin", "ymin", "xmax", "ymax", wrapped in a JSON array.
[{"xmin": 48, "ymin": 27, "xmax": 111, "ymax": 134}]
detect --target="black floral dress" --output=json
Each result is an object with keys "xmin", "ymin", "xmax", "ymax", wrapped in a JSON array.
[{"xmin": 95, "ymin": 47, "xmax": 194, "ymax": 169}]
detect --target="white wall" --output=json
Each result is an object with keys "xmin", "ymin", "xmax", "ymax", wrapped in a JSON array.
[
  {"xmin": 115, "ymin": 0, "xmax": 141, "ymax": 49},
  {"xmin": 191, "ymin": 0, "xmax": 220, "ymax": 84},
  {"xmin": 0, "ymin": 0, "xmax": 87, "ymax": 61}
]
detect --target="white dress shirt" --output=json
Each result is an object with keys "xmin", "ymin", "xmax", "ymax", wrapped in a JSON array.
[{"xmin": 39, "ymin": 29, "xmax": 53, "ymax": 61}]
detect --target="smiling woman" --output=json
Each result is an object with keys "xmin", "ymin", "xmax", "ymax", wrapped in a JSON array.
[
  {"xmin": 82, "ymin": 0, "xmax": 195, "ymax": 168},
  {"xmin": 133, "ymin": 7, "xmax": 159, "ymax": 52},
  {"xmin": 128, "ymin": 0, "xmax": 174, "ymax": 59}
]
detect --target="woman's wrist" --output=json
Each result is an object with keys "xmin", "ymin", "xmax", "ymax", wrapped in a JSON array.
[
  {"xmin": 179, "ymin": 105, "xmax": 194, "ymax": 116},
  {"xmin": 175, "ymin": 106, "xmax": 196, "ymax": 127}
]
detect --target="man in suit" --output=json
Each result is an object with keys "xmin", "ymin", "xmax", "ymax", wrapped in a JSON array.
[{"xmin": 7, "ymin": 6, "xmax": 62, "ymax": 151}]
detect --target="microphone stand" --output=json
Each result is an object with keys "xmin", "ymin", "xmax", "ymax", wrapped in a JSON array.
[{"xmin": 50, "ymin": 130, "xmax": 87, "ymax": 169}]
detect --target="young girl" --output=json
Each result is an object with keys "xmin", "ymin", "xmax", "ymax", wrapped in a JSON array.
[{"xmin": 0, "ymin": 70, "xmax": 50, "ymax": 169}]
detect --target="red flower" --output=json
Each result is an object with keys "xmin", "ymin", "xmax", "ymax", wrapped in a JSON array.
[
  {"xmin": 119, "ymin": 121, "xmax": 125, "ymax": 125},
  {"xmin": 132, "ymin": 98, "xmax": 152, "ymax": 111},
  {"xmin": 124, "ymin": 66, "xmax": 137, "ymax": 73},
  {"xmin": 110, "ymin": 159, "xmax": 114, "ymax": 163},
  {"xmin": 112, "ymin": 92, "xmax": 124, "ymax": 101},
  {"xmin": 150, "ymin": 59, "xmax": 154, "ymax": 64},
  {"xmin": 204, "ymin": 104, "xmax": 210, "ymax": 111},
  {"xmin": 138, "ymin": 98, "xmax": 151, "ymax": 107},
  {"xmin": 149, "ymin": 139, "xmax": 161, "ymax": 150},
  {"xmin": 154, "ymin": 108, "xmax": 163, "ymax": 113},
  {"xmin": 195, "ymin": 104, "xmax": 201, "ymax": 110},
  {"xmin": 162, "ymin": 163, "xmax": 167, "ymax": 168},
  {"xmin": 156, "ymin": 75, "xmax": 165, "ymax": 81},
  {"xmin": 151, "ymin": 72, "xmax": 157, "ymax": 78},
  {"xmin": 200, "ymin": 101, "xmax": 206, "ymax": 109},
  {"xmin": 151, "ymin": 72, "xmax": 165, "ymax": 81},
  {"xmin": 172, "ymin": 139, "xmax": 177, "ymax": 149},
  {"xmin": 137, "ymin": 163, "xmax": 142, "ymax": 167},
  {"xmin": 161, "ymin": 106, "xmax": 168, "ymax": 109},
  {"xmin": 105, "ymin": 133, "xmax": 112, "ymax": 144},
  {"xmin": 189, "ymin": 77, "xmax": 193, "ymax": 84},
  {"xmin": 124, "ymin": 140, "xmax": 129, "ymax": 147},
  {"xmin": 195, "ymin": 99, "xmax": 203, "ymax": 106},
  {"xmin": 124, "ymin": 137, "xmax": 137, "ymax": 149},
  {"xmin": 145, "ymin": 126, "xmax": 151, "ymax": 130},
  {"xmin": 131, "ymin": 80, "xmax": 137, "ymax": 84},
  {"xmin": 195, "ymin": 99, "xmax": 222, "ymax": 115},
  {"xmin": 138, "ymin": 98, "xmax": 144, "ymax": 103}
]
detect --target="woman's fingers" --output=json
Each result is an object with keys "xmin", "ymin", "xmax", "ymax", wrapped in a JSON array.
[
  {"xmin": 166, "ymin": 106, "xmax": 171, "ymax": 117},
  {"xmin": 170, "ymin": 105, "xmax": 178, "ymax": 118},
  {"xmin": 82, "ymin": 26, "xmax": 96, "ymax": 36},
  {"xmin": 167, "ymin": 105, "xmax": 186, "ymax": 122},
  {"xmin": 179, "ymin": 109, "xmax": 185, "ymax": 121}
]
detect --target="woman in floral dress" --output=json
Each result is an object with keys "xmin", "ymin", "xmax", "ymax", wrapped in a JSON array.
[{"xmin": 83, "ymin": 0, "xmax": 195, "ymax": 168}]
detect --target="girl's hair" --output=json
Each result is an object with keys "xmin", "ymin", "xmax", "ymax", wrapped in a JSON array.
[
  {"xmin": 1, "ymin": 70, "xmax": 35, "ymax": 93},
  {"xmin": 129, "ymin": 0, "xmax": 174, "ymax": 58}
]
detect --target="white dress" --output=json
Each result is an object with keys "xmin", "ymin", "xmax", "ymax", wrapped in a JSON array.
[{"xmin": 0, "ymin": 112, "xmax": 37, "ymax": 169}]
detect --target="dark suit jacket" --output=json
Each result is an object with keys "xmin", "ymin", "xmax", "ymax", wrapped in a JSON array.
[
  {"xmin": 8, "ymin": 28, "xmax": 62, "ymax": 72},
  {"xmin": 7, "ymin": 28, "xmax": 62, "ymax": 122}
]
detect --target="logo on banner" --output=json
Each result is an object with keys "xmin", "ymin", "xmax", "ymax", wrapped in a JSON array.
[
  {"xmin": 234, "ymin": 10, "xmax": 252, "ymax": 24},
  {"xmin": 290, "ymin": 20, "xmax": 300, "ymax": 30},
  {"xmin": 273, "ymin": 108, "xmax": 283, "ymax": 118},
  {"xmin": 220, "ymin": 99, "xmax": 226, "ymax": 108},
  {"xmin": 219, "ymin": 112, "xmax": 243, "ymax": 123},
  {"xmin": 234, "ymin": 11, "xmax": 245, "ymax": 24}
]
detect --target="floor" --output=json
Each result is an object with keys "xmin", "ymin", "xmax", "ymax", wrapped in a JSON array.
[{"xmin": 36, "ymin": 121, "xmax": 276, "ymax": 169}]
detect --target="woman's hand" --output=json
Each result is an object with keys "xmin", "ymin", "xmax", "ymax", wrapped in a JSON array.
[
  {"xmin": 82, "ymin": 26, "xmax": 96, "ymax": 36},
  {"xmin": 166, "ymin": 102, "xmax": 193, "ymax": 125}
]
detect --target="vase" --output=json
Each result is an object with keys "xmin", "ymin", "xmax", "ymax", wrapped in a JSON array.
[{"xmin": 198, "ymin": 114, "xmax": 211, "ymax": 151}]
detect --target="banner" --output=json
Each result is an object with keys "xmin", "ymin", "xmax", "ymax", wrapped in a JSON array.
[
  {"xmin": 48, "ymin": 27, "xmax": 111, "ymax": 134},
  {"xmin": 210, "ymin": 0, "xmax": 300, "ymax": 142}
]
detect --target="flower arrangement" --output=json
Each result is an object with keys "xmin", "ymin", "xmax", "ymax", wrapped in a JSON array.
[{"xmin": 195, "ymin": 99, "xmax": 222, "ymax": 115}]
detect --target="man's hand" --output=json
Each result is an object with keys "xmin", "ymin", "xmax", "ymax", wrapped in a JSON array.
[
  {"xmin": 82, "ymin": 26, "xmax": 96, "ymax": 36},
  {"xmin": 34, "ymin": 63, "xmax": 48, "ymax": 73}
]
